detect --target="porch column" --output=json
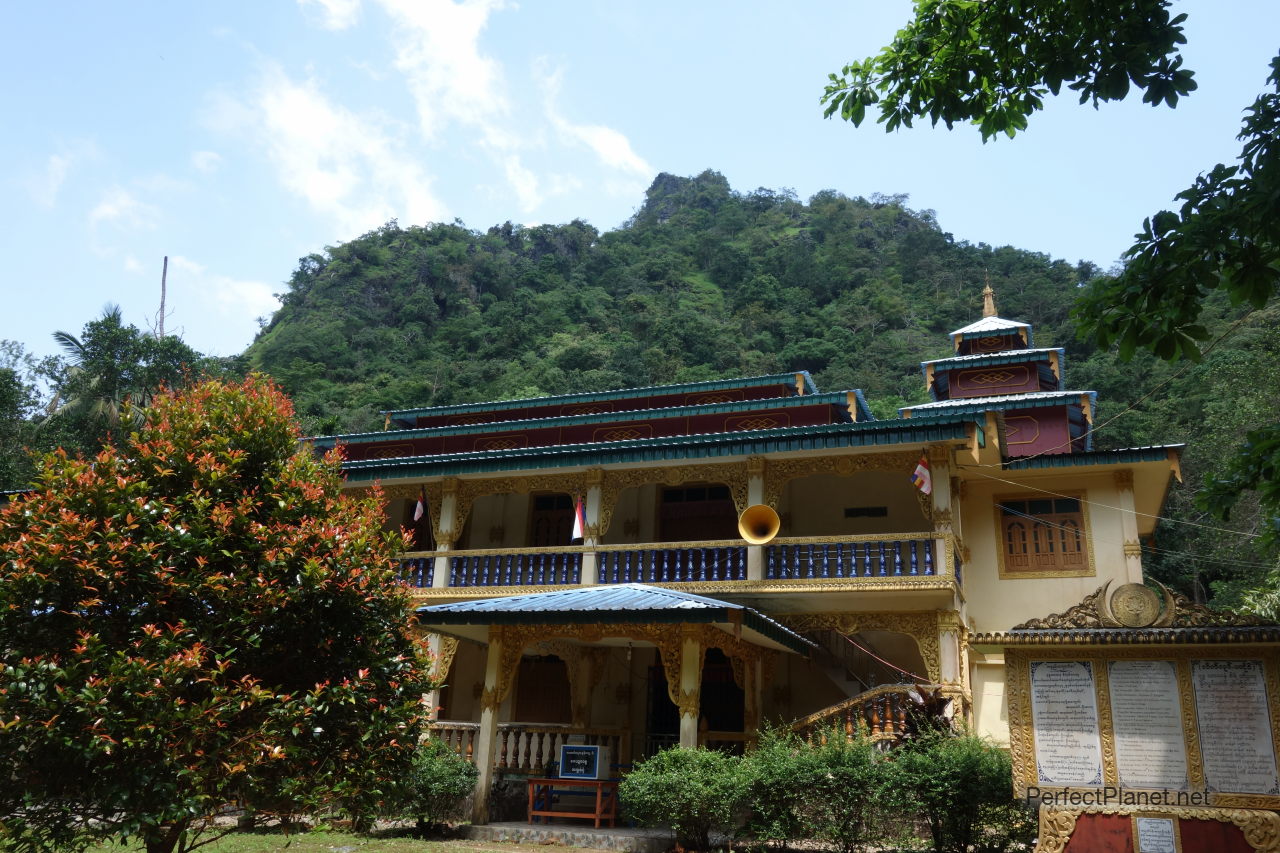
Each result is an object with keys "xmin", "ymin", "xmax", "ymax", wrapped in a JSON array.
[
  {"xmin": 928, "ymin": 447, "xmax": 957, "ymax": 580},
  {"xmin": 745, "ymin": 656, "xmax": 763, "ymax": 748},
  {"xmin": 471, "ymin": 628, "xmax": 504, "ymax": 824},
  {"xmin": 937, "ymin": 612, "xmax": 963, "ymax": 686},
  {"xmin": 677, "ymin": 632, "xmax": 703, "ymax": 748},
  {"xmin": 431, "ymin": 482, "xmax": 459, "ymax": 588},
  {"xmin": 746, "ymin": 456, "xmax": 766, "ymax": 581},
  {"xmin": 583, "ymin": 468, "xmax": 603, "ymax": 585},
  {"xmin": 1114, "ymin": 470, "xmax": 1144, "ymax": 583},
  {"xmin": 425, "ymin": 632, "xmax": 444, "ymax": 720}
]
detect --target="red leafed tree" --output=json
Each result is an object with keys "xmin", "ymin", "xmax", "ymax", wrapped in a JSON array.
[{"xmin": 0, "ymin": 376, "xmax": 437, "ymax": 853}]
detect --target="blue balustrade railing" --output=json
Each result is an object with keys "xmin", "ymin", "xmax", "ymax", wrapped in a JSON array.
[
  {"xmin": 398, "ymin": 556, "xmax": 435, "ymax": 588},
  {"xmin": 450, "ymin": 551, "xmax": 582, "ymax": 587},
  {"xmin": 765, "ymin": 539, "xmax": 936, "ymax": 580},
  {"xmin": 598, "ymin": 545, "xmax": 748, "ymax": 584}
]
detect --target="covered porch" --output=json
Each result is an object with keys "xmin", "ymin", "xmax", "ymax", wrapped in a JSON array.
[{"xmin": 416, "ymin": 584, "xmax": 814, "ymax": 824}]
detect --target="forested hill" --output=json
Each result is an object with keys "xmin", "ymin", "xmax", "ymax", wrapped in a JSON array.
[{"xmin": 246, "ymin": 170, "xmax": 1097, "ymax": 435}]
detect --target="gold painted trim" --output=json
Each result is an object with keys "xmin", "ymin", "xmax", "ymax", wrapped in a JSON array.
[
  {"xmin": 994, "ymin": 491, "xmax": 1097, "ymax": 580},
  {"xmin": 1007, "ymin": 647, "xmax": 1280, "ymax": 811},
  {"xmin": 1131, "ymin": 813, "xmax": 1183, "ymax": 853},
  {"xmin": 1036, "ymin": 805, "xmax": 1280, "ymax": 853},
  {"xmin": 764, "ymin": 450, "xmax": 935, "ymax": 524},
  {"xmin": 408, "ymin": 578, "xmax": 959, "ymax": 602},
  {"xmin": 781, "ymin": 611, "xmax": 946, "ymax": 683}
]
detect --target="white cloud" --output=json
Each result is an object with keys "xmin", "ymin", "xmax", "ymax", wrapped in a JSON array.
[
  {"xmin": 191, "ymin": 150, "xmax": 222, "ymax": 173},
  {"xmin": 373, "ymin": 0, "xmax": 511, "ymax": 139},
  {"xmin": 28, "ymin": 154, "xmax": 72, "ymax": 208},
  {"xmin": 123, "ymin": 255, "xmax": 145, "ymax": 274},
  {"xmin": 167, "ymin": 255, "xmax": 281, "ymax": 354},
  {"xmin": 25, "ymin": 142, "xmax": 99, "ymax": 208},
  {"xmin": 538, "ymin": 61, "xmax": 653, "ymax": 179},
  {"xmin": 89, "ymin": 187, "xmax": 160, "ymax": 232},
  {"xmin": 298, "ymin": 0, "xmax": 362, "ymax": 30},
  {"xmin": 211, "ymin": 64, "xmax": 446, "ymax": 236}
]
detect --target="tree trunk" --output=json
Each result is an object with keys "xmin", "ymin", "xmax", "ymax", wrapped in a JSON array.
[{"xmin": 143, "ymin": 822, "xmax": 186, "ymax": 853}]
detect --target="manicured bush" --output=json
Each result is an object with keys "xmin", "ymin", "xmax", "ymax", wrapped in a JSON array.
[
  {"xmin": 395, "ymin": 739, "xmax": 479, "ymax": 834},
  {"xmin": 741, "ymin": 728, "xmax": 824, "ymax": 846},
  {"xmin": 884, "ymin": 731, "xmax": 1035, "ymax": 853},
  {"xmin": 742, "ymin": 726, "xmax": 900, "ymax": 853},
  {"xmin": 797, "ymin": 730, "xmax": 896, "ymax": 853},
  {"xmin": 618, "ymin": 747, "xmax": 747, "ymax": 850}
]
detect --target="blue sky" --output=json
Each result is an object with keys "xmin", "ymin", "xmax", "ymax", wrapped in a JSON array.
[{"xmin": 3, "ymin": 1, "xmax": 1277, "ymax": 361}]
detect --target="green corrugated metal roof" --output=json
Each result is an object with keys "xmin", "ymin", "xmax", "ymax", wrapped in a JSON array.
[
  {"xmin": 921, "ymin": 347, "xmax": 1064, "ymax": 375},
  {"xmin": 340, "ymin": 414, "xmax": 981, "ymax": 481},
  {"xmin": 900, "ymin": 391, "xmax": 1095, "ymax": 418},
  {"xmin": 382, "ymin": 371, "xmax": 821, "ymax": 421},
  {"xmin": 416, "ymin": 583, "xmax": 815, "ymax": 655},
  {"xmin": 1002, "ymin": 445, "xmax": 1184, "ymax": 470},
  {"xmin": 311, "ymin": 391, "xmax": 861, "ymax": 448}
]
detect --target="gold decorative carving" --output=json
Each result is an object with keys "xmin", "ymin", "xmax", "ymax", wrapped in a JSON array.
[
  {"xmin": 763, "ymin": 452, "xmax": 929, "ymax": 523},
  {"xmin": 927, "ymin": 445, "xmax": 950, "ymax": 468},
  {"xmin": 479, "ymin": 621, "xmax": 775, "ymax": 720},
  {"xmin": 1123, "ymin": 540, "xmax": 1143, "ymax": 557},
  {"xmin": 433, "ymin": 635, "xmax": 459, "ymax": 681},
  {"xmin": 381, "ymin": 484, "xmax": 420, "ymax": 500},
  {"xmin": 780, "ymin": 612, "xmax": 942, "ymax": 683},
  {"xmin": 449, "ymin": 473, "xmax": 585, "ymax": 546},
  {"xmin": 933, "ymin": 507, "xmax": 953, "ymax": 532},
  {"xmin": 1006, "ymin": 647, "xmax": 1280, "ymax": 811},
  {"xmin": 1109, "ymin": 583, "xmax": 1163, "ymax": 628},
  {"xmin": 1036, "ymin": 805, "xmax": 1280, "ymax": 853},
  {"xmin": 598, "ymin": 463, "xmax": 750, "ymax": 536},
  {"xmin": 1113, "ymin": 469, "xmax": 1135, "ymax": 490},
  {"xmin": 1013, "ymin": 581, "xmax": 1271, "ymax": 631},
  {"xmin": 678, "ymin": 688, "xmax": 702, "ymax": 718}
]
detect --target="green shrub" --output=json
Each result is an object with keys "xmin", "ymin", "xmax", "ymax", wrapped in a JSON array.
[
  {"xmin": 394, "ymin": 739, "xmax": 479, "ymax": 834},
  {"xmin": 884, "ymin": 731, "xmax": 1034, "ymax": 853},
  {"xmin": 798, "ymin": 730, "xmax": 895, "ymax": 853},
  {"xmin": 618, "ymin": 747, "xmax": 747, "ymax": 849},
  {"xmin": 741, "ymin": 727, "xmax": 897, "ymax": 853},
  {"xmin": 740, "ymin": 729, "xmax": 822, "ymax": 846}
]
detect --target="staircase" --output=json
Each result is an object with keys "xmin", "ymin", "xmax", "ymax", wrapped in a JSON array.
[
  {"xmin": 791, "ymin": 684, "xmax": 923, "ymax": 745},
  {"xmin": 806, "ymin": 628, "xmax": 905, "ymax": 699}
]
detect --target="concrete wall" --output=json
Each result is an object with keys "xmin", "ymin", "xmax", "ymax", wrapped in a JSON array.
[
  {"xmin": 960, "ymin": 471, "xmax": 1131, "ymax": 633},
  {"xmin": 784, "ymin": 472, "xmax": 929, "ymax": 537}
]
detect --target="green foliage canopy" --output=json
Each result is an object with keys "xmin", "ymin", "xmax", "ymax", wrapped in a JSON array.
[
  {"xmin": 822, "ymin": 0, "xmax": 1280, "ymax": 606},
  {"xmin": 0, "ymin": 377, "xmax": 436, "ymax": 853}
]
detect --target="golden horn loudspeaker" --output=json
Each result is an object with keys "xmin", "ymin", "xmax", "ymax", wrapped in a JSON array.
[{"xmin": 738, "ymin": 504, "xmax": 781, "ymax": 545}]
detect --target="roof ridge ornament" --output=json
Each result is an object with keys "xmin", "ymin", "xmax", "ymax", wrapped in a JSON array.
[
  {"xmin": 982, "ymin": 274, "xmax": 998, "ymax": 318},
  {"xmin": 1011, "ymin": 580, "xmax": 1273, "ymax": 630}
]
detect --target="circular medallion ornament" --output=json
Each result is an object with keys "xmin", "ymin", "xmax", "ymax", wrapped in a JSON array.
[{"xmin": 1109, "ymin": 583, "xmax": 1162, "ymax": 628}]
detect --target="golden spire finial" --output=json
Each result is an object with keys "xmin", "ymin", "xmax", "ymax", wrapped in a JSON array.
[{"xmin": 981, "ymin": 273, "xmax": 997, "ymax": 318}]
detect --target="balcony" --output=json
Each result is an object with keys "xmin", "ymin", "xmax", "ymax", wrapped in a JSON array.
[{"xmin": 397, "ymin": 532, "xmax": 958, "ymax": 593}]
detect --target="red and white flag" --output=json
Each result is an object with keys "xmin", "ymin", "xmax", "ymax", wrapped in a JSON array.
[
  {"xmin": 413, "ymin": 489, "xmax": 426, "ymax": 522},
  {"xmin": 571, "ymin": 496, "xmax": 587, "ymax": 542},
  {"xmin": 911, "ymin": 454, "xmax": 932, "ymax": 495}
]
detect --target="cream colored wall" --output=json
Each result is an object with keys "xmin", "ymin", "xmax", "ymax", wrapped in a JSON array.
[
  {"xmin": 462, "ymin": 493, "xmax": 531, "ymax": 549},
  {"xmin": 784, "ymin": 472, "xmax": 928, "ymax": 537},
  {"xmin": 960, "ymin": 471, "xmax": 1133, "ymax": 633},
  {"xmin": 771, "ymin": 652, "xmax": 847, "ymax": 722},
  {"xmin": 600, "ymin": 484, "xmax": 658, "ymax": 545},
  {"xmin": 442, "ymin": 640, "xmax": 485, "ymax": 722},
  {"xmin": 970, "ymin": 654, "xmax": 1010, "ymax": 746},
  {"xmin": 586, "ymin": 648, "xmax": 631, "ymax": 730}
]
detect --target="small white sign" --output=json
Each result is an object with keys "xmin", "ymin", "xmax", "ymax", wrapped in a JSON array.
[{"xmin": 1134, "ymin": 816, "xmax": 1176, "ymax": 853}]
